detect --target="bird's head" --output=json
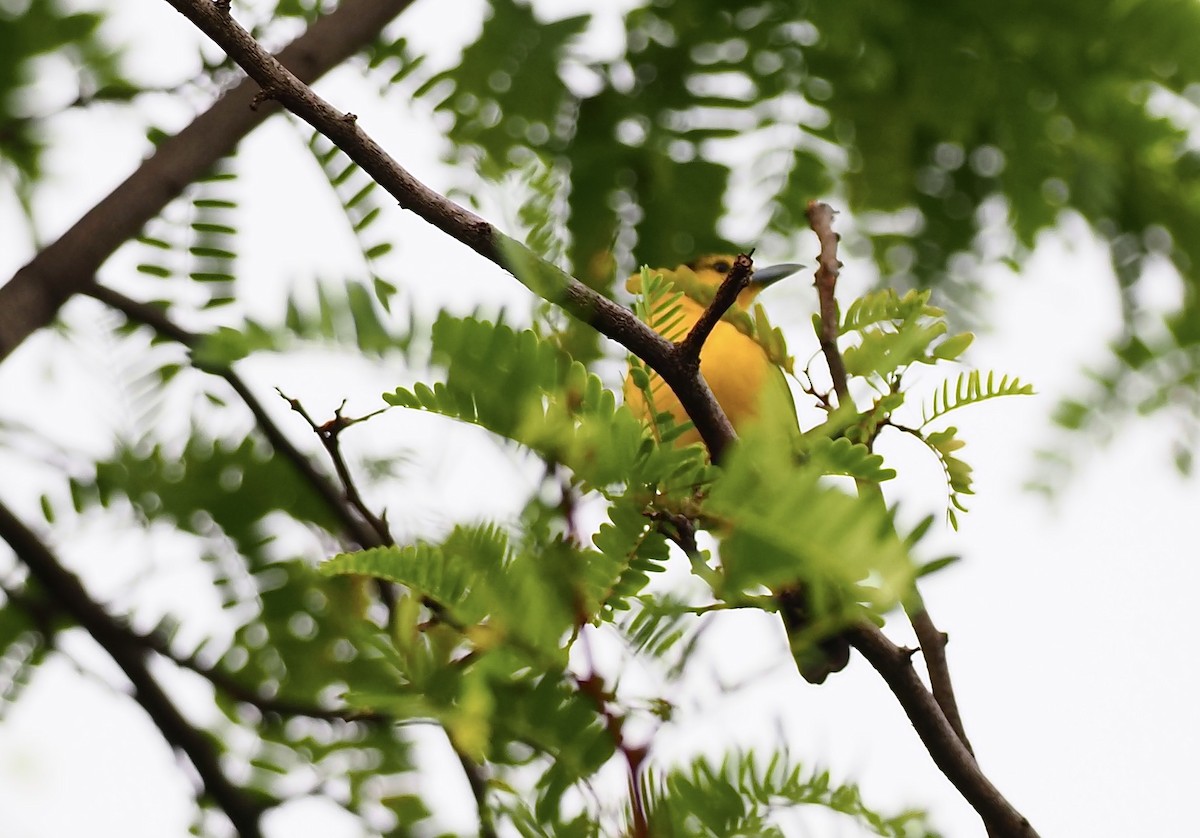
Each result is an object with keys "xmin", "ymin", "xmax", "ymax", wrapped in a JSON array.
[
  {"xmin": 686, "ymin": 255, "xmax": 804, "ymax": 308},
  {"xmin": 627, "ymin": 254, "xmax": 803, "ymax": 309}
]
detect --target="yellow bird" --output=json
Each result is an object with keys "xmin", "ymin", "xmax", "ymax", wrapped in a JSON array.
[
  {"xmin": 624, "ymin": 255, "xmax": 851, "ymax": 684},
  {"xmin": 623, "ymin": 255, "xmax": 803, "ymax": 448}
]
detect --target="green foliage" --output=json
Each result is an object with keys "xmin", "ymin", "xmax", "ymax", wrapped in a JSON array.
[
  {"xmin": 385, "ymin": 313, "xmax": 653, "ymax": 489},
  {"xmin": 416, "ymin": 0, "xmax": 588, "ymax": 172},
  {"xmin": 0, "ymin": 593, "xmax": 49, "ymax": 719},
  {"xmin": 303, "ymin": 130, "xmax": 401, "ymax": 311},
  {"xmin": 191, "ymin": 275, "xmax": 411, "ymax": 368},
  {"xmin": 8, "ymin": 0, "xmax": 1160, "ymax": 832},
  {"xmin": 0, "ymin": 0, "xmax": 126, "ymax": 190},
  {"xmin": 323, "ymin": 523, "xmax": 578, "ymax": 662},
  {"xmin": 644, "ymin": 751, "xmax": 937, "ymax": 837},
  {"xmin": 923, "ymin": 427, "xmax": 974, "ymax": 531},
  {"xmin": 66, "ymin": 434, "xmax": 338, "ymax": 556},
  {"xmin": 708, "ymin": 430, "xmax": 916, "ymax": 616},
  {"xmin": 795, "ymin": 284, "xmax": 1031, "ymax": 524},
  {"xmin": 406, "ymin": 0, "xmax": 1200, "ymax": 456},
  {"xmin": 208, "ymin": 561, "xmax": 422, "ymax": 826},
  {"xmin": 363, "ymin": 32, "xmax": 428, "ymax": 95},
  {"xmin": 839, "ymin": 289, "xmax": 965, "ymax": 382},
  {"xmin": 44, "ymin": 431, "xmax": 435, "ymax": 828},
  {"xmin": 135, "ymin": 159, "xmax": 240, "ymax": 309},
  {"xmin": 803, "ymin": 436, "xmax": 897, "ymax": 483},
  {"xmin": 922, "ymin": 371, "xmax": 1034, "ymax": 428}
]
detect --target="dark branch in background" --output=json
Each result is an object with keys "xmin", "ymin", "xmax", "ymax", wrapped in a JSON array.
[
  {"xmin": 5, "ymin": 573, "xmax": 383, "ymax": 724},
  {"xmin": 0, "ymin": 499, "xmax": 269, "ymax": 838},
  {"xmin": 87, "ymin": 284, "xmax": 402, "ymax": 619},
  {"xmin": 94, "ymin": 275, "xmax": 481, "ymax": 815},
  {"xmin": 161, "ymin": 0, "xmax": 740, "ymax": 462},
  {"xmin": 0, "ymin": 0, "xmax": 418, "ymax": 360}
]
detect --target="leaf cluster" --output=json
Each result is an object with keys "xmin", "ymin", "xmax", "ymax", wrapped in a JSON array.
[{"xmin": 330, "ymin": 305, "xmax": 962, "ymax": 827}]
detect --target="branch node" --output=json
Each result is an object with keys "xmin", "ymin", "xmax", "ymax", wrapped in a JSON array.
[{"xmin": 250, "ymin": 86, "xmax": 280, "ymax": 111}]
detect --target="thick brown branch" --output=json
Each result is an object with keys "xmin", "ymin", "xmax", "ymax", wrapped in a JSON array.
[
  {"xmin": 847, "ymin": 624, "xmax": 1039, "ymax": 837},
  {"xmin": 0, "ymin": 499, "xmax": 269, "ymax": 837},
  {"xmin": 0, "ymin": 0, "xmax": 417, "ymax": 361},
  {"xmin": 805, "ymin": 201, "xmax": 850, "ymax": 403}
]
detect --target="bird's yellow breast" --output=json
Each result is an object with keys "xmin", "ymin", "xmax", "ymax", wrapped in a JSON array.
[{"xmin": 624, "ymin": 259, "xmax": 797, "ymax": 448}]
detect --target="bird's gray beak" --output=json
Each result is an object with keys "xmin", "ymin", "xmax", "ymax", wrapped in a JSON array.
[{"xmin": 750, "ymin": 262, "xmax": 804, "ymax": 288}]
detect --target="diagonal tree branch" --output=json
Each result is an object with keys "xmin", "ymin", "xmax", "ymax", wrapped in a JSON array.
[
  {"xmin": 0, "ymin": 498, "xmax": 270, "ymax": 838},
  {"xmin": 88, "ymin": 7, "xmax": 1038, "ymax": 836},
  {"xmin": 159, "ymin": 0, "xmax": 740, "ymax": 461},
  {"xmin": 848, "ymin": 623, "xmax": 1038, "ymax": 837},
  {"xmin": 0, "ymin": 0, "xmax": 417, "ymax": 361},
  {"xmin": 906, "ymin": 593, "xmax": 974, "ymax": 754}
]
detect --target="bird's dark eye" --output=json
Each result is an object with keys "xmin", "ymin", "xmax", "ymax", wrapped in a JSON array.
[{"xmin": 713, "ymin": 260, "xmax": 731, "ymax": 274}]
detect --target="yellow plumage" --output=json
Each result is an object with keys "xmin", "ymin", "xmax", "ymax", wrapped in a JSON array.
[{"xmin": 624, "ymin": 255, "xmax": 802, "ymax": 448}]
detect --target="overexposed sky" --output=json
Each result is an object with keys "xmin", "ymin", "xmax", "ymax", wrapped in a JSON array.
[{"xmin": 1, "ymin": 2, "xmax": 1198, "ymax": 837}]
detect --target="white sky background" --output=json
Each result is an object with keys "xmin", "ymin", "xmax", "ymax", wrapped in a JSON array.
[{"xmin": 1, "ymin": 1, "xmax": 1199, "ymax": 836}]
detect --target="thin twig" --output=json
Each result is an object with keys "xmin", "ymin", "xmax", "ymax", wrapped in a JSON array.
[
  {"xmin": 277, "ymin": 393, "xmax": 392, "ymax": 547},
  {"xmin": 802, "ymin": 204, "xmax": 1014, "ymax": 829},
  {"xmin": 575, "ymin": 628, "xmax": 650, "ymax": 838},
  {"xmin": 906, "ymin": 594, "xmax": 973, "ymax": 754},
  {"xmin": 801, "ymin": 207, "xmax": 974, "ymax": 747},
  {"xmin": 676, "ymin": 253, "xmax": 754, "ymax": 365},
  {"xmin": 85, "ymin": 284, "xmax": 382, "ymax": 550},
  {"xmin": 0, "ymin": 499, "xmax": 269, "ymax": 837}
]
